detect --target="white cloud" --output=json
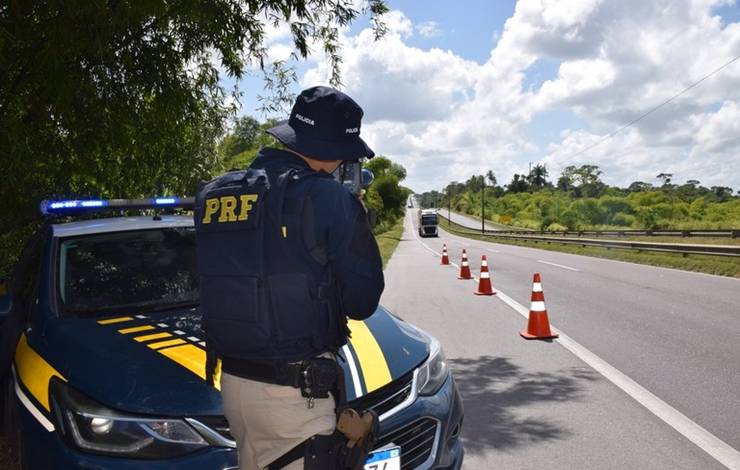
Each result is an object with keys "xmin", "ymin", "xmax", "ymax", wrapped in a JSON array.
[
  {"xmin": 266, "ymin": 43, "xmax": 294, "ymax": 63},
  {"xmin": 291, "ymin": 2, "xmax": 740, "ymax": 192},
  {"xmin": 416, "ymin": 21, "xmax": 441, "ymax": 38}
]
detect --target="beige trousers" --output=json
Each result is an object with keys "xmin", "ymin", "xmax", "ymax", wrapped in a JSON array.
[{"xmin": 221, "ymin": 372, "xmax": 336, "ymax": 470}]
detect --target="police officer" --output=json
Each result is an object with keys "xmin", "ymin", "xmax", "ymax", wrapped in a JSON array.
[{"xmin": 194, "ymin": 86, "xmax": 384, "ymax": 470}]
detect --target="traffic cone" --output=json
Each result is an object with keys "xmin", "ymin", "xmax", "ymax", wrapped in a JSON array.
[
  {"xmin": 458, "ymin": 249, "xmax": 472, "ymax": 279},
  {"xmin": 441, "ymin": 244, "xmax": 450, "ymax": 265},
  {"xmin": 474, "ymin": 255, "xmax": 496, "ymax": 295},
  {"xmin": 520, "ymin": 273, "xmax": 558, "ymax": 340}
]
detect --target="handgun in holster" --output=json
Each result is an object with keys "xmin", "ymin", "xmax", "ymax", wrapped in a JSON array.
[{"xmin": 335, "ymin": 408, "xmax": 380, "ymax": 468}]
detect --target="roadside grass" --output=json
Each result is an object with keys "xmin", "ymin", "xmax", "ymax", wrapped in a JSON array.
[
  {"xmin": 438, "ymin": 217, "xmax": 740, "ymax": 278},
  {"xmin": 376, "ymin": 216, "xmax": 405, "ymax": 268}
]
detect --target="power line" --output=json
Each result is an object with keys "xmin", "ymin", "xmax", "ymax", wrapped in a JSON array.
[{"xmin": 563, "ymin": 53, "xmax": 740, "ymax": 160}]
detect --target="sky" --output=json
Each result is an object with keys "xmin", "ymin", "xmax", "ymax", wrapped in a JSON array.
[{"xmin": 219, "ymin": 0, "xmax": 740, "ymax": 193}]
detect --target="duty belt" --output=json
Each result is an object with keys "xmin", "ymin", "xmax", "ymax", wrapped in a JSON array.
[
  {"xmin": 223, "ymin": 357, "xmax": 305, "ymax": 387},
  {"xmin": 222, "ymin": 356, "xmax": 343, "ymax": 407}
]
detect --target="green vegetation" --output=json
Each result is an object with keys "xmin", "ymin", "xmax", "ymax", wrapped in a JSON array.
[
  {"xmin": 364, "ymin": 157, "xmax": 412, "ymax": 234},
  {"xmin": 438, "ymin": 215, "xmax": 740, "ymax": 278},
  {"xmin": 376, "ymin": 216, "xmax": 406, "ymax": 268},
  {"xmin": 419, "ymin": 165, "xmax": 739, "ymax": 232},
  {"xmin": 0, "ymin": 1, "xmax": 390, "ymax": 280}
]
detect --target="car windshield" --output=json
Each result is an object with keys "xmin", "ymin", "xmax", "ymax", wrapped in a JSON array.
[
  {"xmin": 421, "ymin": 214, "xmax": 437, "ymax": 225},
  {"xmin": 58, "ymin": 227, "xmax": 198, "ymax": 316}
]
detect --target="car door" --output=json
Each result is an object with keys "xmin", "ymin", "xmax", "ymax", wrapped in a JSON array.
[{"xmin": 0, "ymin": 228, "xmax": 46, "ymax": 432}]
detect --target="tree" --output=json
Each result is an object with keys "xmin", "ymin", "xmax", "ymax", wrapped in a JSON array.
[
  {"xmin": 486, "ymin": 170, "xmax": 497, "ymax": 187},
  {"xmin": 628, "ymin": 181, "xmax": 653, "ymax": 192},
  {"xmin": 557, "ymin": 165, "xmax": 605, "ymax": 197},
  {"xmin": 527, "ymin": 164, "xmax": 548, "ymax": 189},
  {"xmin": 465, "ymin": 175, "xmax": 486, "ymax": 193},
  {"xmin": 506, "ymin": 174, "xmax": 529, "ymax": 193},
  {"xmin": 710, "ymin": 186, "xmax": 734, "ymax": 202},
  {"xmin": 0, "ymin": 1, "xmax": 389, "ymax": 278},
  {"xmin": 232, "ymin": 116, "xmax": 262, "ymax": 154},
  {"xmin": 656, "ymin": 173, "xmax": 673, "ymax": 187}
]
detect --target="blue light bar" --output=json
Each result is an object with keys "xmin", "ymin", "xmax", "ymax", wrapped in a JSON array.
[
  {"xmin": 154, "ymin": 197, "xmax": 178, "ymax": 205},
  {"xmin": 45, "ymin": 200, "xmax": 108, "ymax": 212},
  {"xmin": 40, "ymin": 197, "xmax": 194, "ymax": 216}
]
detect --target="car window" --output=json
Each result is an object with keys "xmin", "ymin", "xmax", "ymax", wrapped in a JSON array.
[
  {"xmin": 421, "ymin": 214, "xmax": 437, "ymax": 224},
  {"xmin": 58, "ymin": 227, "xmax": 198, "ymax": 316}
]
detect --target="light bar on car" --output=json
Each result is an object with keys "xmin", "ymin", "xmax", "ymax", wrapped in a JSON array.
[{"xmin": 40, "ymin": 197, "xmax": 195, "ymax": 216}]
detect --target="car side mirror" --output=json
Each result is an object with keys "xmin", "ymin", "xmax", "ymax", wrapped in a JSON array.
[{"xmin": 0, "ymin": 281, "xmax": 12, "ymax": 319}]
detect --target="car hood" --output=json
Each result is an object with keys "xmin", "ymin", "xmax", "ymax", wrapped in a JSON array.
[{"xmin": 44, "ymin": 306, "xmax": 428, "ymax": 416}]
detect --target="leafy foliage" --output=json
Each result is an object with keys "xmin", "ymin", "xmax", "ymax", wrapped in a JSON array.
[
  {"xmin": 419, "ymin": 165, "xmax": 739, "ymax": 231},
  {"xmin": 0, "ymin": 0, "xmax": 388, "ymax": 279},
  {"xmin": 363, "ymin": 156, "xmax": 411, "ymax": 233}
]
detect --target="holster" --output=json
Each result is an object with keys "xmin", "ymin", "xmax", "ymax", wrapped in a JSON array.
[
  {"xmin": 334, "ymin": 409, "xmax": 380, "ymax": 469},
  {"xmin": 268, "ymin": 409, "xmax": 379, "ymax": 470}
]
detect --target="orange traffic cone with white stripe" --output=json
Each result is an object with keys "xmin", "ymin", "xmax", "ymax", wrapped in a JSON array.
[
  {"xmin": 474, "ymin": 255, "xmax": 496, "ymax": 295},
  {"xmin": 441, "ymin": 244, "xmax": 450, "ymax": 265},
  {"xmin": 520, "ymin": 273, "xmax": 558, "ymax": 340},
  {"xmin": 458, "ymin": 249, "xmax": 472, "ymax": 279}
]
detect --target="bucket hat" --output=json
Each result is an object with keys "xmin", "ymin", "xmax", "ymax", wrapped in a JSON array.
[{"xmin": 266, "ymin": 86, "xmax": 375, "ymax": 161}]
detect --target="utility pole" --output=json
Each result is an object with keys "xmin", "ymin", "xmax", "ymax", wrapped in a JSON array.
[
  {"xmin": 448, "ymin": 193, "xmax": 451, "ymax": 226},
  {"xmin": 481, "ymin": 181, "xmax": 485, "ymax": 234}
]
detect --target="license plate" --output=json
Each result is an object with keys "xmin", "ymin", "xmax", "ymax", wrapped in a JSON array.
[{"xmin": 364, "ymin": 446, "xmax": 401, "ymax": 470}]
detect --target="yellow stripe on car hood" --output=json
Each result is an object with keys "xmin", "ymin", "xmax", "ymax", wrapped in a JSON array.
[
  {"xmin": 97, "ymin": 315, "xmax": 222, "ymax": 390},
  {"xmin": 14, "ymin": 334, "xmax": 66, "ymax": 411},
  {"xmin": 348, "ymin": 319, "xmax": 393, "ymax": 393}
]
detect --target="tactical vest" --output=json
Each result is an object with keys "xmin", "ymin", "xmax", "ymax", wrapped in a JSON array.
[{"xmin": 194, "ymin": 164, "xmax": 348, "ymax": 362}]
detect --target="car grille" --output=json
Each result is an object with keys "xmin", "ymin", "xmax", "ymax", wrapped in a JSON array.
[
  {"xmin": 348, "ymin": 370, "xmax": 415, "ymax": 419},
  {"xmin": 375, "ymin": 418, "xmax": 439, "ymax": 470},
  {"xmin": 423, "ymin": 227, "xmax": 435, "ymax": 234},
  {"xmin": 195, "ymin": 415, "xmax": 234, "ymax": 441}
]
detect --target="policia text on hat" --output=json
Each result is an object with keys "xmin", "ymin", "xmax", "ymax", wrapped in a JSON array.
[{"xmin": 194, "ymin": 86, "xmax": 385, "ymax": 470}]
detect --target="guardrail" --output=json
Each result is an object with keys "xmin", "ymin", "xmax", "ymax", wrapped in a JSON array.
[
  {"xmin": 482, "ymin": 228, "xmax": 740, "ymax": 238},
  {"xmin": 436, "ymin": 214, "xmax": 740, "ymax": 258},
  {"xmin": 434, "ymin": 210, "xmax": 740, "ymax": 238}
]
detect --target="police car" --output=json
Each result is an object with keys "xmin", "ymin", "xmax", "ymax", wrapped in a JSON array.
[{"xmin": 0, "ymin": 198, "xmax": 464, "ymax": 469}]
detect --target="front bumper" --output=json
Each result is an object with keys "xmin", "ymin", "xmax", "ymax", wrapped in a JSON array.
[
  {"xmin": 377, "ymin": 374, "xmax": 464, "ymax": 469},
  {"xmin": 17, "ymin": 375, "xmax": 463, "ymax": 470}
]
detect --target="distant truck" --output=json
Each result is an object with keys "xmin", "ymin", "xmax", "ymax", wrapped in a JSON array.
[{"xmin": 418, "ymin": 209, "xmax": 438, "ymax": 237}]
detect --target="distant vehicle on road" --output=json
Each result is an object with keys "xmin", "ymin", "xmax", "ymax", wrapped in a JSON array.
[
  {"xmin": 0, "ymin": 197, "xmax": 463, "ymax": 470},
  {"xmin": 418, "ymin": 209, "xmax": 439, "ymax": 237}
]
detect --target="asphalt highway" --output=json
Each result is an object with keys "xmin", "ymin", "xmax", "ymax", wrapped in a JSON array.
[
  {"xmin": 380, "ymin": 208, "xmax": 740, "ymax": 469},
  {"xmin": 435, "ymin": 209, "xmax": 504, "ymax": 231}
]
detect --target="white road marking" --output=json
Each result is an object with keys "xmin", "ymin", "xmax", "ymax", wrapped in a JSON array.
[
  {"xmin": 486, "ymin": 248, "xmax": 500, "ymax": 253},
  {"xmin": 409, "ymin": 215, "xmax": 740, "ymax": 470},
  {"xmin": 537, "ymin": 260, "xmax": 581, "ymax": 272},
  {"xmin": 342, "ymin": 344, "xmax": 363, "ymax": 399},
  {"xmin": 12, "ymin": 367, "xmax": 54, "ymax": 432}
]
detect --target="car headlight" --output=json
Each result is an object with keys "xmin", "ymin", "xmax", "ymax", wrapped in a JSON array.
[
  {"xmin": 50, "ymin": 379, "xmax": 208, "ymax": 459},
  {"xmin": 415, "ymin": 336, "xmax": 449, "ymax": 396}
]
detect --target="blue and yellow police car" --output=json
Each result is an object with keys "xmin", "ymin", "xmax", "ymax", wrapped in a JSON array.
[{"xmin": 0, "ymin": 198, "xmax": 464, "ymax": 469}]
